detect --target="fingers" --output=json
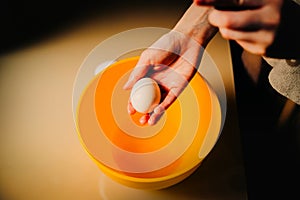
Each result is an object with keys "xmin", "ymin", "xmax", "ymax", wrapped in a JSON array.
[
  {"xmin": 127, "ymin": 100, "xmax": 150, "ymax": 125},
  {"xmin": 208, "ymin": 8, "xmax": 279, "ymax": 31},
  {"xmin": 219, "ymin": 28, "xmax": 275, "ymax": 55},
  {"xmin": 236, "ymin": 41, "xmax": 267, "ymax": 55},
  {"xmin": 148, "ymin": 89, "xmax": 178, "ymax": 125},
  {"xmin": 123, "ymin": 50, "xmax": 177, "ymax": 90},
  {"xmin": 123, "ymin": 33, "xmax": 179, "ymax": 90},
  {"xmin": 219, "ymin": 27, "xmax": 275, "ymax": 45},
  {"xmin": 139, "ymin": 114, "xmax": 150, "ymax": 125},
  {"xmin": 147, "ymin": 105, "xmax": 165, "ymax": 126},
  {"xmin": 127, "ymin": 101, "xmax": 136, "ymax": 115},
  {"xmin": 124, "ymin": 31, "xmax": 194, "ymax": 125},
  {"xmin": 128, "ymin": 101, "xmax": 164, "ymax": 126},
  {"xmin": 208, "ymin": 9, "xmax": 261, "ymax": 30},
  {"xmin": 123, "ymin": 64, "xmax": 149, "ymax": 90},
  {"xmin": 132, "ymin": 90, "xmax": 178, "ymax": 126}
]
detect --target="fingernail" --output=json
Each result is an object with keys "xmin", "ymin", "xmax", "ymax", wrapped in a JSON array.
[
  {"xmin": 127, "ymin": 104, "xmax": 135, "ymax": 115},
  {"xmin": 148, "ymin": 118, "xmax": 154, "ymax": 126},
  {"xmin": 123, "ymin": 80, "xmax": 131, "ymax": 89},
  {"xmin": 139, "ymin": 118, "xmax": 146, "ymax": 125},
  {"xmin": 123, "ymin": 82, "xmax": 130, "ymax": 90},
  {"xmin": 140, "ymin": 114, "xmax": 150, "ymax": 125}
]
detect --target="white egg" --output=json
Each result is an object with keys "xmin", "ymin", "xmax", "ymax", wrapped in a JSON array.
[{"xmin": 130, "ymin": 78, "xmax": 161, "ymax": 114}]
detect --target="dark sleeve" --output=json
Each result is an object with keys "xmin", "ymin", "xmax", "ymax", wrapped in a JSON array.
[{"xmin": 266, "ymin": 0, "xmax": 300, "ymax": 59}]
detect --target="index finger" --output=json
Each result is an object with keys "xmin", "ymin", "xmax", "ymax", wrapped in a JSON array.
[
  {"xmin": 148, "ymin": 90, "xmax": 178, "ymax": 125},
  {"xmin": 123, "ymin": 65, "xmax": 149, "ymax": 90}
]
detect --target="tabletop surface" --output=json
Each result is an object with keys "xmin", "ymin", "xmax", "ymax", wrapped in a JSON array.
[{"xmin": 0, "ymin": 5, "xmax": 247, "ymax": 200}]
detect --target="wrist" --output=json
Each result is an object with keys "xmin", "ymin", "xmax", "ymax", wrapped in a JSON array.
[{"xmin": 173, "ymin": 3, "xmax": 218, "ymax": 47}]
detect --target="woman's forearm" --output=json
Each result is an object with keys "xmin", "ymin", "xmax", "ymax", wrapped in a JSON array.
[{"xmin": 173, "ymin": 3, "xmax": 218, "ymax": 47}]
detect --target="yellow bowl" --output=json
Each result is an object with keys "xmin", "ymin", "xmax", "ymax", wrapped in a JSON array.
[{"xmin": 75, "ymin": 56, "xmax": 222, "ymax": 190}]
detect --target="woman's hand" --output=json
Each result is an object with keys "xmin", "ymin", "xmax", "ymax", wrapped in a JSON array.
[
  {"xmin": 123, "ymin": 4, "xmax": 217, "ymax": 125},
  {"xmin": 195, "ymin": 0, "xmax": 284, "ymax": 55},
  {"xmin": 123, "ymin": 31, "xmax": 204, "ymax": 125}
]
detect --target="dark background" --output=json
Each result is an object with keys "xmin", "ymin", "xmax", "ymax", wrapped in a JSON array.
[{"xmin": 1, "ymin": 0, "xmax": 191, "ymax": 54}]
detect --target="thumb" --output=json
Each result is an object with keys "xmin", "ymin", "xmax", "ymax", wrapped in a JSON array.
[
  {"xmin": 123, "ymin": 31, "xmax": 180, "ymax": 90},
  {"xmin": 123, "ymin": 50, "xmax": 177, "ymax": 90},
  {"xmin": 123, "ymin": 61, "xmax": 150, "ymax": 90}
]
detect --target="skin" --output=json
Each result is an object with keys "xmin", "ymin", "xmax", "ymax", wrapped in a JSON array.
[
  {"xmin": 123, "ymin": 4, "xmax": 217, "ymax": 125},
  {"xmin": 124, "ymin": 0, "xmax": 284, "ymax": 125},
  {"xmin": 195, "ymin": 0, "xmax": 284, "ymax": 55}
]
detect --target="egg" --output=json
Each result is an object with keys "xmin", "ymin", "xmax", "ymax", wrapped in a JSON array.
[{"xmin": 130, "ymin": 78, "xmax": 161, "ymax": 114}]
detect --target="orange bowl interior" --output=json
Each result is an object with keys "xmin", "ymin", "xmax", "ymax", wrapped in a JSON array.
[{"xmin": 75, "ymin": 56, "xmax": 221, "ymax": 187}]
